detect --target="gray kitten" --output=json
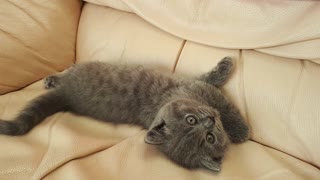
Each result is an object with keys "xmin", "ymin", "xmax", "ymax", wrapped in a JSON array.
[{"xmin": 0, "ymin": 57, "xmax": 249, "ymax": 172}]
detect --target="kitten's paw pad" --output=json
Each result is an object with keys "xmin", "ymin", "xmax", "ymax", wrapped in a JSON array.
[{"xmin": 44, "ymin": 76, "xmax": 58, "ymax": 89}]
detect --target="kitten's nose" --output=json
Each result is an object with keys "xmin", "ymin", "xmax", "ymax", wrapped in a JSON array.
[{"xmin": 202, "ymin": 118, "xmax": 214, "ymax": 129}]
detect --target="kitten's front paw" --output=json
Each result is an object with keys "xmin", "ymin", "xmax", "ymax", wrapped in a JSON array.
[
  {"xmin": 229, "ymin": 124, "xmax": 250, "ymax": 144},
  {"xmin": 231, "ymin": 134, "xmax": 249, "ymax": 144},
  {"xmin": 44, "ymin": 75, "xmax": 59, "ymax": 89},
  {"xmin": 217, "ymin": 57, "xmax": 234, "ymax": 73}
]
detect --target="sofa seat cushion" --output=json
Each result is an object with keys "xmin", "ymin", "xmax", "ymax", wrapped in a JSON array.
[{"xmin": 0, "ymin": 82, "xmax": 319, "ymax": 179}]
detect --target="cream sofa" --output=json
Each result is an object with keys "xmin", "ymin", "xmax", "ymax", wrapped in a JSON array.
[{"xmin": 0, "ymin": 0, "xmax": 319, "ymax": 179}]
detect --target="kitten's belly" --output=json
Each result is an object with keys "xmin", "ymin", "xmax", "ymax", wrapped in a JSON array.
[
  {"xmin": 65, "ymin": 85, "xmax": 142, "ymax": 124},
  {"xmin": 60, "ymin": 62, "xmax": 174, "ymax": 125}
]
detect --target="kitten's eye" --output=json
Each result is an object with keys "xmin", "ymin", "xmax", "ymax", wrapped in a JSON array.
[
  {"xmin": 206, "ymin": 133, "xmax": 216, "ymax": 144},
  {"xmin": 185, "ymin": 115, "xmax": 197, "ymax": 125}
]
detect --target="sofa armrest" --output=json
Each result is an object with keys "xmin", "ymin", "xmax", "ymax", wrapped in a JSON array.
[{"xmin": 0, "ymin": 0, "xmax": 82, "ymax": 94}]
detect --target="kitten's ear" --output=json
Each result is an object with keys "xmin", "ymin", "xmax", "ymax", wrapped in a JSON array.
[
  {"xmin": 199, "ymin": 57, "xmax": 234, "ymax": 87},
  {"xmin": 200, "ymin": 157, "xmax": 222, "ymax": 172},
  {"xmin": 144, "ymin": 120, "xmax": 170, "ymax": 145}
]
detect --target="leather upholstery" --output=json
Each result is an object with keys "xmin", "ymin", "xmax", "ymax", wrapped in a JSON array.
[
  {"xmin": 0, "ymin": 0, "xmax": 81, "ymax": 94},
  {"xmin": 0, "ymin": 0, "xmax": 319, "ymax": 179}
]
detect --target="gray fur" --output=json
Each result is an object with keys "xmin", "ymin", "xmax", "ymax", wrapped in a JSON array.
[
  {"xmin": 0, "ymin": 57, "xmax": 249, "ymax": 172},
  {"xmin": 199, "ymin": 57, "xmax": 234, "ymax": 87}
]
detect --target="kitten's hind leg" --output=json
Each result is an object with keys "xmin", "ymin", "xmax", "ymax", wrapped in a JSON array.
[
  {"xmin": 200, "ymin": 57, "xmax": 234, "ymax": 87},
  {"xmin": 44, "ymin": 75, "xmax": 60, "ymax": 89},
  {"xmin": 44, "ymin": 65, "xmax": 76, "ymax": 89}
]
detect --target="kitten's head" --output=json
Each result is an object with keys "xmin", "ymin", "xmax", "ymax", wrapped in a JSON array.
[{"xmin": 145, "ymin": 99, "xmax": 230, "ymax": 172}]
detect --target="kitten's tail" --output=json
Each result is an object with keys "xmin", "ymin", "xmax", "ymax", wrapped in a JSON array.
[{"xmin": 0, "ymin": 90, "xmax": 67, "ymax": 136}]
